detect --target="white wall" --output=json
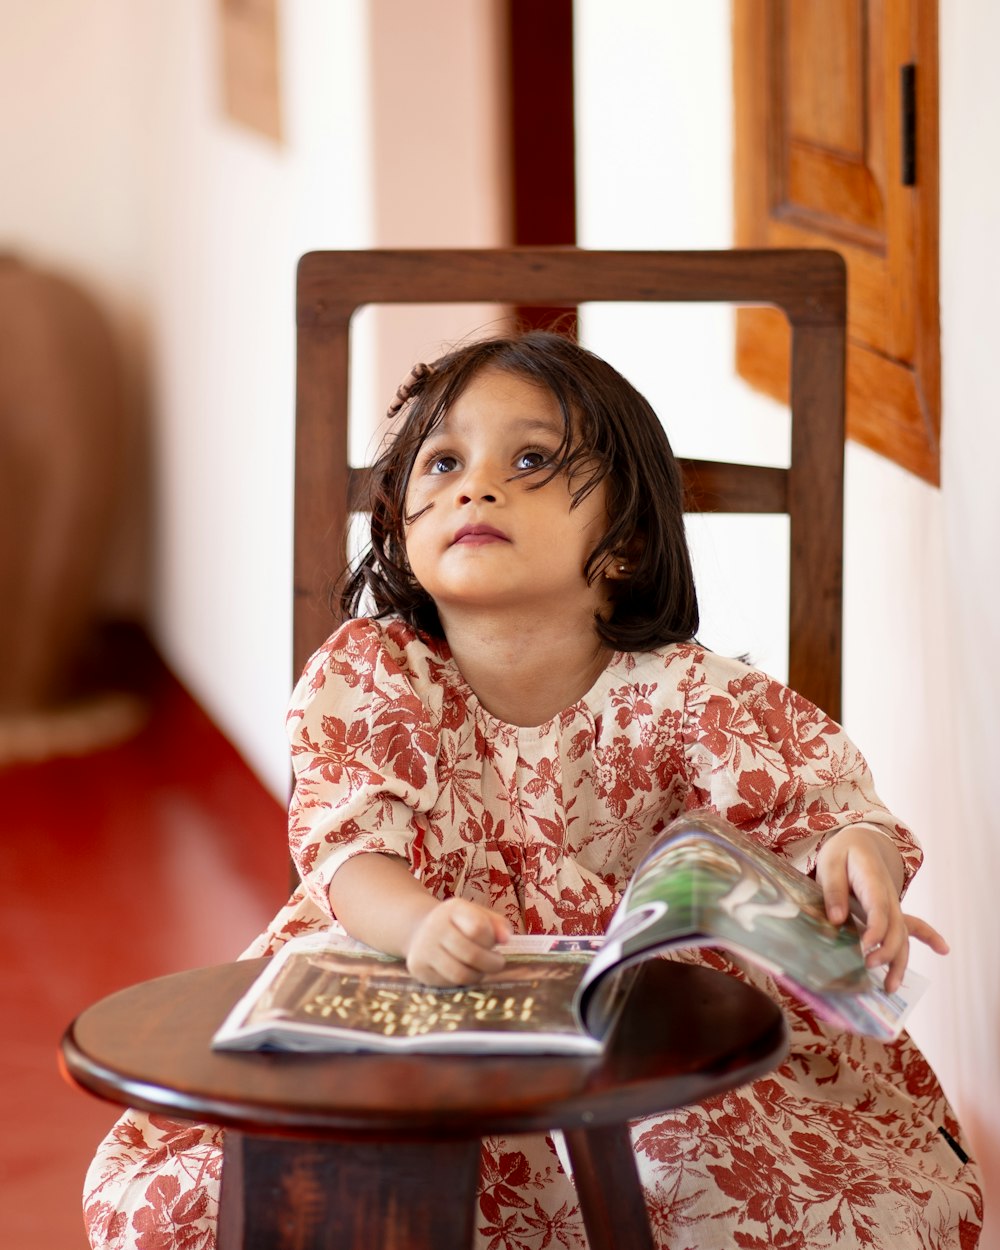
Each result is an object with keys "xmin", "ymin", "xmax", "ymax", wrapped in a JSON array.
[
  {"xmin": 931, "ymin": 0, "xmax": 1000, "ymax": 1218},
  {"xmin": 574, "ymin": 2, "xmax": 791, "ymax": 680},
  {"xmin": 575, "ymin": 0, "xmax": 999, "ymax": 1226},
  {"xmin": 356, "ymin": 0, "xmax": 510, "ymax": 464},
  {"xmin": 137, "ymin": 1, "xmax": 372, "ymax": 797}
]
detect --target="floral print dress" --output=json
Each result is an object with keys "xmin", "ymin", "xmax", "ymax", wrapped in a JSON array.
[{"xmin": 84, "ymin": 618, "xmax": 983, "ymax": 1250}]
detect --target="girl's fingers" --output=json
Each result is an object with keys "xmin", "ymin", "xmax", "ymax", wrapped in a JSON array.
[
  {"xmin": 904, "ymin": 913, "xmax": 950, "ymax": 955},
  {"xmin": 441, "ymin": 926, "xmax": 506, "ymax": 974},
  {"xmin": 410, "ymin": 937, "xmax": 503, "ymax": 986},
  {"xmin": 816, "ymin": 834, "xmax": 948, "ymax": 992},
  {"xmin": 864, "ymin": 914, "xmax": 950, "ymax": 996},
  {"xmin": 823, "ymin": 888, "xmax": 849, "ymax": 927},
  {"xmin": 858, "ymin": 898, "xmax": 890, "ymax": 952},
  {"xmin": 407, "ymin": 900, "xmax": 509, "ymax": 986},
  {"xmin": 450, "ymin": 900, "xmax": 507, "ymax": 945},
  {"xmin": 490, "ymin": 912, "xmax": 514, "ymax": 944},
  {"xmin": 882, "ymin": 940, "xmax": 909, "ymax": 995},
  {"xmin": 816, "ymin": 838, "xmax": 849, "ymax": 923},
  {"xmin": 858, "ymin": 901, "xmax": 909, "ymax": 993}
]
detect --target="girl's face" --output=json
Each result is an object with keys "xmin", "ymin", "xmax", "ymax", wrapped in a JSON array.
[{"xmin": 402, "ymin": 367, "xmax": 612, "ymax": 628}]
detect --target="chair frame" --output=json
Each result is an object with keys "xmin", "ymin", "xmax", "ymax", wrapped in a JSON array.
[{"xmin": 293, "ymin": 247, "xmax": 846, "ymax": 721}]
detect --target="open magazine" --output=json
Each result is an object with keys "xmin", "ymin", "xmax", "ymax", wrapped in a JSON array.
[{"xmin": 212, "ymin": 812, "xmax": 926, "ymax": 1055}]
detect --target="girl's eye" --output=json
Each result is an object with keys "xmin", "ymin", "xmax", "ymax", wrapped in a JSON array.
[
  {"xmin": 427, "ymin": 454, "xmax": 458, "ymax": 474},
  {"xmin": 515, "ymin": 450, "xmax": 550, "ymax": 472}
]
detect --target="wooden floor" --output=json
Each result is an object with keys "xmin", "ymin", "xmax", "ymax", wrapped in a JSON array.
[{"xmin": 1, "ymin": 636, "xmax": 288, "ymax": 1249}]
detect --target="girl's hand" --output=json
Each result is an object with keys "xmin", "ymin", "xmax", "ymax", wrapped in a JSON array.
[
  {"xmin": 406, "ymin": 898, "xmax": 512, "ymax": 986},
  {"xmin": 816, "ymin": 825, "xmax": 949, "ymax": 994}
]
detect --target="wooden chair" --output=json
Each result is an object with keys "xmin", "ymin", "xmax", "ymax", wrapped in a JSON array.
[
  {"xmin": 294, "ymin": 247, "xmax": 846, "ymax": 719},
  {"xmin": 62, "ymin": 248, "xmax": 846, "ymax": 1250}
]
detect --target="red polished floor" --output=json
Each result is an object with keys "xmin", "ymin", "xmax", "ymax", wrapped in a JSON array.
[{"xmin": 1, "ymin": 643, "xmax": 288, "ymax": 1249}]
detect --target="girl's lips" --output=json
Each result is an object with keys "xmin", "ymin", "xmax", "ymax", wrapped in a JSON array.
[{"xmin": 451, "ymin": 524, "xmax": 510, "ymax": 545}]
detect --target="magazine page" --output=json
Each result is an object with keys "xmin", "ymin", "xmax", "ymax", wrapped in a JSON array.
[
  {"xmin": 578, "ymin": 812, "xmax": 924, "ymax": 1041},
  {"xmin": 793, "ymin": 962, "xmax": 929, "ymax": 1039},
  {"xmin": 212, "ymin": 929, "xmax": 604, "ymax": 1054}
]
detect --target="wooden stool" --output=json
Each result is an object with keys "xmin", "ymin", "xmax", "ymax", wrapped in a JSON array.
[{"xmin": 61, "ymin": 956, "xmax": 787, "ymax": 1249}]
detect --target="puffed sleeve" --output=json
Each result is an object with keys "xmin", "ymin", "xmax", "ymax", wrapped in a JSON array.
[
  {"xmin": 679, "ymin": 648, "xmax": 922, "ymax": 892},
  {"xmin": 284, "ymin": 618, "xmax": 441, "ymax": 921}
]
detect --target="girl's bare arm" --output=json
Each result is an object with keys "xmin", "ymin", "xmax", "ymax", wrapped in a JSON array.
[{"xmin": 329, "ymin": 852, "xmax": 511, "ymax": 986}]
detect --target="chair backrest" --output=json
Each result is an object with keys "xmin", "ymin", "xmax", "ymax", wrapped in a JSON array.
[{"xmin": 294, "ymin": 249, "xmax": 846, "ymax": 720}]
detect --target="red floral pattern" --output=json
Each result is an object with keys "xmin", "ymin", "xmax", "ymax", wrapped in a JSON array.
[{"xmin": 84, "ymin": 619, "xmax": 982, "ymax": 1248}]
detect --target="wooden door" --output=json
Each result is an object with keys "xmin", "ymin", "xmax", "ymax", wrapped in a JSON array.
[{"xmin": 734, "ymin": 0, "xmax": 939, "ymax": 483}]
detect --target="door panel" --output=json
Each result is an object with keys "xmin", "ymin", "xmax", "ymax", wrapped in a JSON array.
[{"xmin": 734, "ymin": 0, "xmax": 939, "ymax": 483}]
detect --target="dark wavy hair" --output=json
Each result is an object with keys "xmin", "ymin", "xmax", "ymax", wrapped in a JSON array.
[{"xmin": 339, "ymin": 330, "xmax": 699, "ymax": 651}]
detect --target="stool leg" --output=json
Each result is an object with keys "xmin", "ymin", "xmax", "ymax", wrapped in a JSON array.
[
  {"xmin": 219, "ymin": 1131, "xmax": 481, "ymax": 1250},
  {"xmin": 562, "ymin": 1123, "xmax": 656, "ymax": 1250}
]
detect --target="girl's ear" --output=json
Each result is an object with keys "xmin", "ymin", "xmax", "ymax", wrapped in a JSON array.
[
  {"xmin": 602, "ymin": 534, "xmax": 644, "ymax": 581},
  {"xmin": 604, "ymin": 558, "xmax": 631, "ymax": 581}
]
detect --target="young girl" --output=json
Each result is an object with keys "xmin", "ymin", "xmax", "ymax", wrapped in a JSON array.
[{"xmin": 84, "ymin": 332, "xmax": 983, "ymax": 1249}]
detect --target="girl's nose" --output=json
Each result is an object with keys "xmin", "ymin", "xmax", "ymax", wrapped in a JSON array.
[
  {"xmin": 458, "ymin": 485, "xmax": 498, "ymax": 504},
  {"xmin": 456, "ymin": 461, "xmax": 504, "ymax": 505}
]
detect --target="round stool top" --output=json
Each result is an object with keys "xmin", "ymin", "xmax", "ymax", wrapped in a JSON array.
[{"xmin": 62, "ymin": 956, "xmax": 787, "ymax": 1141}]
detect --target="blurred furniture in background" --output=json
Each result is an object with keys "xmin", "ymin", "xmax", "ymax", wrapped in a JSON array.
[{"xmin": 0, "ymin": 255, "xmax": 140, "ymax": 764}]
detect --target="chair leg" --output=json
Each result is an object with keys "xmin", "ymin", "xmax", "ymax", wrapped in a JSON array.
[
  {"xmin": 562, "ymin": 1123, "xmax": 656, "ymax": 1250},
  {"xmin": 219, "ymin": 1130, "xmax": 481, "ymax": 1250}
]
